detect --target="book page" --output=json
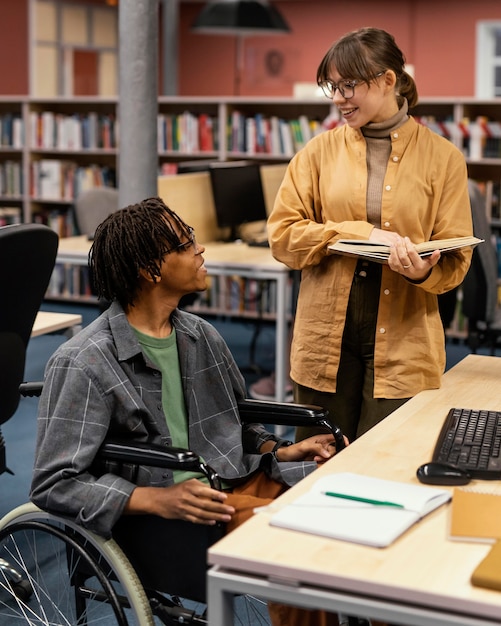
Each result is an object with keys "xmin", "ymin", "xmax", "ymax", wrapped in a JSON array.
[
  {"xmin": 328, "ymin": 236, "xmax": 483, "ymax": 263},
  {"xmin": 270, "ymin": 473, "xmax": 451, "ymax": 548}
]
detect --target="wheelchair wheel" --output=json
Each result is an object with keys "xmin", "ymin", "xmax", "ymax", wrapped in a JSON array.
[{"xmin": 0, "ymin": 503, "xmax": 155, "ymax": 625}]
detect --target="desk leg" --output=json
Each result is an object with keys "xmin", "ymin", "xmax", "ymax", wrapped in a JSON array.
[
  {"xmin": 274, "ymin": 272, "xmax": 288, "ymax": 437},
  {"xmin": 274, "ymin": 271, "xmax": 287, "ymax": 404},
  {"xmin": 208, "ymin": 566, "xmax": 235, "ymax": 626}
]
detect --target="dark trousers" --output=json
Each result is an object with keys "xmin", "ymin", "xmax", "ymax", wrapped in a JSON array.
[{"xmin": 296, "ymin": 261, "xmax": 409, "ymax": 443}]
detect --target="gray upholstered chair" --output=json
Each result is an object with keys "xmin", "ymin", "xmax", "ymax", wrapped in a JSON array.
[{"xmin": 74, "ymin": 187, "xmax": 119, "ymax": 238}]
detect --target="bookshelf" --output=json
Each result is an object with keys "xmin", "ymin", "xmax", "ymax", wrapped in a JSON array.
[
  {"xmin": 3, "ymin": 95, "xmax": 501, "ymax": 226},
  {"xmin": 4, "ymin": 95, "xmax": 501, "ymax": 327}
]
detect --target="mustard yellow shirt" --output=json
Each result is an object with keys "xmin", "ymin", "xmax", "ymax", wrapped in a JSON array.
[{"xmin": 268, "ymin": 116, "xmax": 473, "ymax": 399}]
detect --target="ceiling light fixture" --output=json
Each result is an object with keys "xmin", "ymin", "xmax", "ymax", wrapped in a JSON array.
[
  {"xmin": 192, "ymin": 0, "xmax": 290, "ymax": 37},
  {"xmin": 192, "ymin": 0, "xmax": 291, "ymax": 95}
]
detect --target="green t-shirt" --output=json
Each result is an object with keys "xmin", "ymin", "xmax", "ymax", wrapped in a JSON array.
[{"xmin": 133, "ymin": 326, "xmax": 206, "ymax": 484}]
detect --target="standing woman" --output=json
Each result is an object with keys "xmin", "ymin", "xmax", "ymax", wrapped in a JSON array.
[{"xmin": 268, "ymin": 27, "xmax": 473, "ymax": 442}]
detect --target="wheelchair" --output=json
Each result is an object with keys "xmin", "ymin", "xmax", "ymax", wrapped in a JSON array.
[{"xmin": 0, "ymin": 398, "xmax": 345, "ymax": 625}]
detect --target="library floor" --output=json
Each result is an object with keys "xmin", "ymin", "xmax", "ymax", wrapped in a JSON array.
[{"xmin": 0, "ymin": 302, "xmax": 491, "ymax": 625}]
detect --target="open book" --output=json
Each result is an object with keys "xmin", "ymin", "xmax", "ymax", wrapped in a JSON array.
[
  {"xmin": 328, "ymin": 236, "xmax": 483, "ymax": 263},
  {"xmin": 269, "ymin": 472, "xmax": 451, "ymax": 548}
]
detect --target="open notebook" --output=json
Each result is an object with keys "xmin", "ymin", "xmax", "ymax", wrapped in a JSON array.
[{"xmin": 269, "ymin": 473, "xmax": 451, "ymax": 548}]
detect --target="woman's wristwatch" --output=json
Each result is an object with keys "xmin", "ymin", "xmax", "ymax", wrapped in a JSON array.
[{"xmin": 271, "ymin": 439, "xmax": 293, "ymax": 461}]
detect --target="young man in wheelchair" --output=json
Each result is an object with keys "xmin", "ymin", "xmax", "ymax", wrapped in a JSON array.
[{"xmin": 30, "ymin": 197, "xmax": 347, "ymax": 626}]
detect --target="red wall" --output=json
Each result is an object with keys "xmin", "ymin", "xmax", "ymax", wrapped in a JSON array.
[
  {"xmin": 179, "ymin": 0, "xmax": 501, "ymax": 98},
  {"xmin": 0, "ymin": 0, "xmax": 28, "ymax": 95},
  {"xmin": 3, "ymin": 1, "xmax": 501, "ymax": 98}
]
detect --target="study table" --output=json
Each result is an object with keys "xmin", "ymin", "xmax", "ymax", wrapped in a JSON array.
[
  {"xmin": 208, "ymin": 354, "xmax": 501, "ymax": 626},
  {"xmin": 31, "ymin": 311, "xmax": 82, "ymax": 337},
  {"xmin": 56, "ymin": 236, "xmax": 292, "ymax": 402}
]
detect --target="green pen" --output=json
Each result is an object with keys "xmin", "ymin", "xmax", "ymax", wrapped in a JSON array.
[{"xmin": 322, "ymin": 491, "xmax": 404, "ymax": 508}]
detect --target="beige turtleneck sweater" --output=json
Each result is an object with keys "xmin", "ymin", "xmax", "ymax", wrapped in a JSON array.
[{"xmin": 362, "ymin": 99, "xmax": 409, "ymax": 227}]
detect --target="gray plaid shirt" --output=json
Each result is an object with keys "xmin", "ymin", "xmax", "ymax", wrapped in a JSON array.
[{"xmin": 31, "ymin": 302, "xmax": 314, "ymax": 536}]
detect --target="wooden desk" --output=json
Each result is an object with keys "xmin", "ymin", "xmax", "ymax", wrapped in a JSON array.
[
  {"xmin": 32, "ymin": 311, "xmax": 82, "ymax": 338},
  {"xmin": 208, "ymin": 355, "xmax": 501, "ymax": 626},
  {"xmin": 56, "ymin": 236, "xmax": 292, "ymax": 402}
]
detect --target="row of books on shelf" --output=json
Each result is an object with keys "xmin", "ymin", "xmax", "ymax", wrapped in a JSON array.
[
  {"xmin": 414, "ymin": 116, "xmax": 501, "ymax": 159},
  {"xmin": 157, "ymin": 112, "xmax": 218, "ymax": 154},
  {"xmin": 189, "ymin": 274, "xmax": 295, "ymax": 317},
  {"xmin": 5, "ymin": 106, "xmax": 501, "ymax": 160},
  {"xmin": 30, "ymin": 160, "xmax": 116, "ymax": 200},
  {"xmin": 0, "ymin": 113, "xmax": 23, "ymax": 149},
  {"xmin": 29, "ymin": 111, "xmax": 118, "ymax": 150},
  {"xmin": 157, "ymin": 110, "xmax": 327, "ymax": 157},
  {"xmin": 228, "ymin": 111, "xmax": 325, "ymax": 157},
  {"xmin": 0, "ymin": 206, "xmax": 21, "ymax": 226},
  {"xmin": 0, "ymin": 160, "xmax": 22, "ymax": 197},
  {"xmin": 46, "ymin": 267, "xmax": 295, "ymax": 318},
  {"xmin": 47, "ymin": 263, "xmax": 94, "ymax": 300}
]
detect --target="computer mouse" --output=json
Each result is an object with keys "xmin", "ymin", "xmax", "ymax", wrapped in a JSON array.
[{"xmin": 416, "ymin": 462, "xmax": 471, "ymax": 486}]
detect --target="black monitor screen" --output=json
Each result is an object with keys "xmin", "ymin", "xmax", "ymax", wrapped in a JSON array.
[
  {"xmin": 209, "ymin": 161, "xmax": 267, "ymax": 242},
  {"xmin": 177, "ymin": 160, "xmax": 215, "ymax": 174}
]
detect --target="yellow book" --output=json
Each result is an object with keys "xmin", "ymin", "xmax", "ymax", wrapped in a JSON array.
[
  {"xmin": 449, "ymin": 487, "xmax": 501, "ymax": 543},
  {"xmin": 471, "ymin": 540, "xmax": 501, "ymax": 591}
]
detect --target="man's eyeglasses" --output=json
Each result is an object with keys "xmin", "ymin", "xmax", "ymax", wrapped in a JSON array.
[
  {"xmin": 166, "ymin": 227, "xmax": 197, "ymax": 254},
  {"xmin": 319, "ymin": 71, "xmax": 385, "ymax": 100}
]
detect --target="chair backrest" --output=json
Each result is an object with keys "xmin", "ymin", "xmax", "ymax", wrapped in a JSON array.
[
  {"xmin": 74, "ymin": 187, "xmax": 119, "ymax": 237},
  {"xmin": 0, "ymin": 223, "xmax": 58, "ymax": 425},
  {"xmin": 461, "ymin": 180, "xmax": 499, "ymax": 325}
]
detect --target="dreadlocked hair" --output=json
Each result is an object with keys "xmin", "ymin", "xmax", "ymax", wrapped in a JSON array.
[{"xmin": 89, "ymin": 196, "xmax": 192, "ymax": 307}]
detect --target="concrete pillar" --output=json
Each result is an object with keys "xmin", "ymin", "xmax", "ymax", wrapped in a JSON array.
[
  {"xmin": 161, "ymin": 0, "xmax": 179, "ymax": 95},
  {"xmin": 118, "ymin": 0, "xmax": 159, "ymax": 207}
]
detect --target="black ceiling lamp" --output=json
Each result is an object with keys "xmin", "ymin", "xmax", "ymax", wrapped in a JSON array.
[
  {"xmin": 192, "ymin": 0, "xmax": 290, "ymax": 36},
  {"xmin": 192, "ymin": 0, "xmax": 291, "ymax": 94}
]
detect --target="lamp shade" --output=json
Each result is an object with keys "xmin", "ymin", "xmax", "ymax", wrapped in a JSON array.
[{"xmin": 192, "ymin": 0, "xmax": 291, "ymax": 36}]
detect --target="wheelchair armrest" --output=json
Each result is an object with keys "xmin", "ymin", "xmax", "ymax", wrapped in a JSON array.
[
  {"xmin": 19, "ymin": 381, "xmax": 43, "ymax": 397},
  {"xmin": 98, "ymin": 440, "xmax": 221, "ymax": 489},
  {"xmin": 237, "ymin": 398, "xmax": 346, "ymax": 451}
]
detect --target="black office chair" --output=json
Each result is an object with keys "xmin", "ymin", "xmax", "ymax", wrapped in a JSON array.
[
  {"xmin": 0, "ymin": 223, "xmax": 58, "ymax": 476},
  {"xmin": 0, "ymin": 223, "xmax": 58, "ymax": 602},
  {"xmin": 461, "ymin": 180, "xmax": 501, "ymax": 355},
  {"xmin": 0, "ymin": 398, "xmax": 344, "ymax": 625}
]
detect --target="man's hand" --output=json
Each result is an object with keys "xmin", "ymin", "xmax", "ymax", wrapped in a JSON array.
[
  {"xmin": 275, "ymin": 433, "xmax": 349, "ymax": 464},
  {"xmin": 125, "ymin": 479, "xmax": 235, "ymax": 525}
]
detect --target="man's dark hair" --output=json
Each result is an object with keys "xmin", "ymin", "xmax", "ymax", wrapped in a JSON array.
[{"xmin": 89, "ymin": 196, "xmax": 192, "ymax": 307}]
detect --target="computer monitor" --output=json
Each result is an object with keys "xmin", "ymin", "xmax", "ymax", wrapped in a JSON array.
[
  {"xmin": 209, "ymin": 161, "xmax": 268, "ymax": 242},
  {"xmin": 176, "ymin": 160, "xmax": 215, "ymax": 174}
]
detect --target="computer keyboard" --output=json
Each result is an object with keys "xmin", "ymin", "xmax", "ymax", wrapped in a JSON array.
[{"xmin": 432, "ymin": 407, "xmax": 501, "ymax": 479}]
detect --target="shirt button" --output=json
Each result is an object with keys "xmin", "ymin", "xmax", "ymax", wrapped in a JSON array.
[
  {"xmin": 359, "ymin": 270, "xmax": 367, "ymax": 277},
  {"xmin": 392, "ymin": 156, "xmax": 399, "ymax": 162},
  {"xmin": 384, "ymin": 289, "xmax": 390, "ymax": 295},
  {"xmin": 379, "ymin": 327, "xmax": 386, "ymax": 334},
  {"xmin": 393, "ymin": 132, "xmax": 399, "ymax": 138},
  {"xmin": 384, "ymin": 221, "xmax": 390, "ymax": 227},
  {"xmin": 385, "ymin": 185, "xmax": 391, "ymax": 191}
]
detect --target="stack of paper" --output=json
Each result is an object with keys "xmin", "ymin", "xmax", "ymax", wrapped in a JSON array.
[{"xmin": 270, "ymin": 472, "xmax": 451, "ymax": 548}]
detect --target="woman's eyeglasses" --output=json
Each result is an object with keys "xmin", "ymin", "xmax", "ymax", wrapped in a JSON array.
[{"xmin": 319, "ymin": 71, "xmax": 385, "ymax": 100}]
